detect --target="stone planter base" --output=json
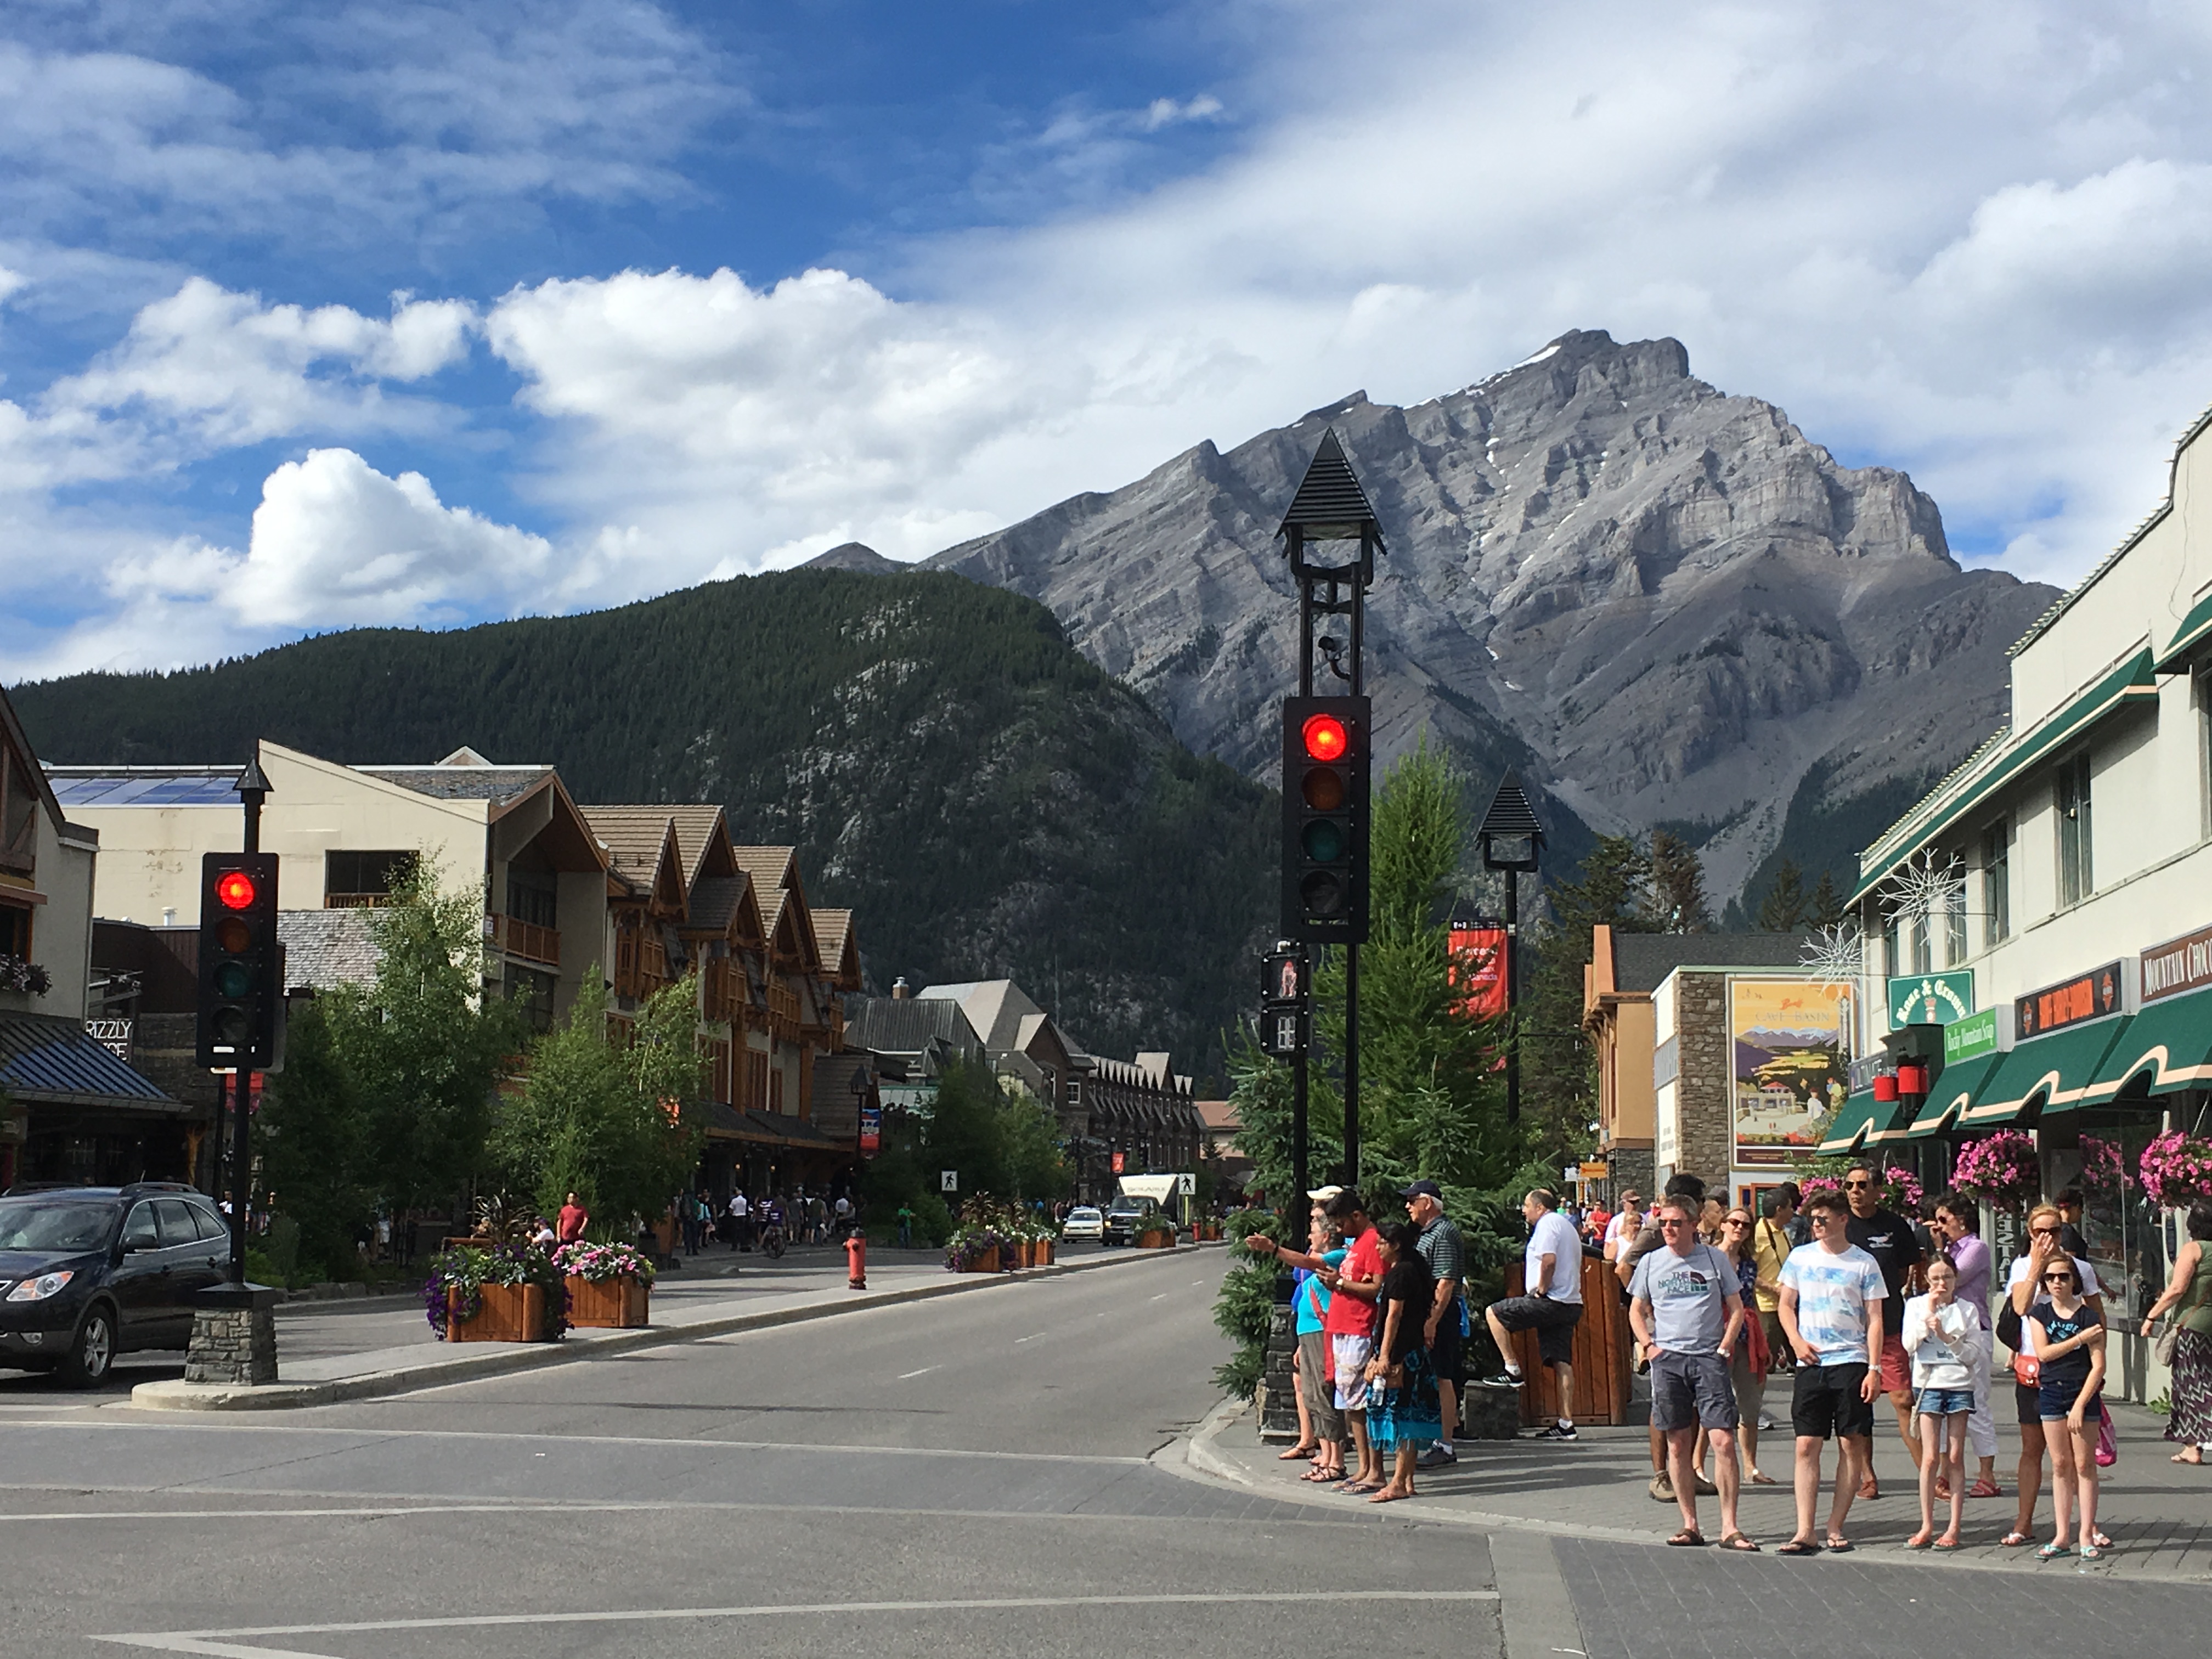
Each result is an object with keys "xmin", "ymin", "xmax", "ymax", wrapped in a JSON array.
[
  {"xmin": 565, "ymin": 1275, "xmax": 649, "ymax": 1328},
  {"xmin": 448, "ymin": 1282, "xmax": 556, "ymax": 1342},
  {"xmin": 1460, "ymin": 1381, "xmax": 1522, "ymax": 1441}
]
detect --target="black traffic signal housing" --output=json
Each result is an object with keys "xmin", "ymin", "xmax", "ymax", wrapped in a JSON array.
[
  {"xmin": 196, "ymin": 852, "xmax": 281, "ymax": 1070},
  {"xmin": 1281, "ymin": 695, "xmax": 1370, "ymax": 943}
]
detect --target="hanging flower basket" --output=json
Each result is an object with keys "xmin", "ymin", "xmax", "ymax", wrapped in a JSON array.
[
  {"xmin": 2078, "ymin": 1133, "xmax": 2133, "ymax": 1195},
  {"xmin": 2139, "ymin": 1132, "xmax": 2212, "ymax": 1209},
  {"xmin": 1953, "ymin": 1130, "xmax": 2041, "ymax": 1210}
]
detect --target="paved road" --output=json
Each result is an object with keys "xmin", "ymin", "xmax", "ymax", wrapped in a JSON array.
[{"xmin": 2, "ymin": 1247, "xmax": 1504, "ymax": 1659}]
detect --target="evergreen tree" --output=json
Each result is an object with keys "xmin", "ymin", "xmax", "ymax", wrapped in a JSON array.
[
  {"xmin": 1758, "ymin": 858, "xmax": 1808, "ymax": 930},
  {"xmin": 1645, "ymin": 830, "xmax": 1712, "ymax": 933},
  {"xmin": 1809, "ymin": 868, "xmax": 1844, "ymax": 927},
  {"xmin": 1520, "ymin": 835, "xmax": 1652, "ymax": 1167}
]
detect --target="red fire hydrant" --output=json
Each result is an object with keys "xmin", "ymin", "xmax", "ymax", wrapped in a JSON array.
[{"xmin": 844, "ymin": 1230, "xmax": 867, "ymax": 1290}]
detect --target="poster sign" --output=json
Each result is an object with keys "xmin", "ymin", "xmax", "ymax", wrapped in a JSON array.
[
  {"xmin": 2015, "ymin": 961, "xmax": 2124, "ymax": 1039},
  {"xmin": 1448, "ymin": 921, "xmax": 1509, "ymax": 1020},
  {"xmin": 1578, "ymin": 1160, "xmax": 1611, "ymax": 1180},
  {"xmin": 1888, "ymin": 972, "xmax": 1973, "ymax": 1028},
  {"xmin": 859, "ymin": 1104, "xmax": 881, "ymax": 1155},
  {"xmin": 2141, "ymin": 924, "xmax": 2212, "ymax": 1002},
  {"xmin": 1730, "ymin": 978, "xmax": 1853, "ymax": 1167}
]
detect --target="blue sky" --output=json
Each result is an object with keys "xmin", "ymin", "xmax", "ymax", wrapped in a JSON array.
[{"xmin": 7, "ymin": 1, "xmax": 2212, "ymax": 675}]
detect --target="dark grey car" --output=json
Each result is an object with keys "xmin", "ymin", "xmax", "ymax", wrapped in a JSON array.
[{"xmin": 0, "ymin": 1184, "xmax": 230, "ymax": 1385}]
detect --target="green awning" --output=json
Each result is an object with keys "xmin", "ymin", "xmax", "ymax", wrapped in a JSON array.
[
  {"xmin": 1818, "ymin": 1090, "xmax": 1900, "ymax": 1154},
  {"xmin": 1962, "ymin": 1016, "xmax": 2131, "ymax": 1126},
  {"xmin": 1853, "ymin": 648, "xmax": 2158, "ymax": 904},
  {"xmin": 2084, "ymin": 986, "xmax": 2212, "ymax": 1101},
  {"xmin": 1905, "ymin": 1052, "xmax": 2003, "ymax": 1139},
  {"xmin": 2157, "ymin": 588, "xmax": 2212, "ymax": 675}
]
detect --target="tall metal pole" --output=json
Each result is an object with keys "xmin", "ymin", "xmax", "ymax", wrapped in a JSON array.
[
  {"xmin": 1290, "ymin": 1054, "xmax": 1309, "ymax": 1222},
  {"xmin": 1342, "ymin": 946, "xmax": 1360, "ymax": 1186},
  {"xmin": 229, "ymin": 749, "xmax": 268, "ymax": 1285},
  {"xmin": 1504, "ymin": 868, "xmax": 1521, "ymax": 1126}
]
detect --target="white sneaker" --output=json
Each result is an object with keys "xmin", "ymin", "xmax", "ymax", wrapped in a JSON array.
[
  {"xmin": 1416, "ymin": 1442, "xmax": 1458, "ymax": 1468},
  {"xmin": 1757, "ymin": 1411, "xmax": 1777, "ymax": 1431}
]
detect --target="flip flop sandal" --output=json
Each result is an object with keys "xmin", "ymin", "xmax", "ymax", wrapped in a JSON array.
[
  {"xmin": 1902, "ymin": 1533, "xmax": 1934, "ymax": 1550},
  {"xmin": 1300, "ymin": 1467, "xmax": 1338, "ymax": 1482},
  {"xmin": 2036, "ymin": 1543, "xmax": 2073, "ymax": 1560},
  {"xmin": 1776, "ymin": 1539, "xmax": 1820, "ymax": 1556},
  {"xmin": 2089, "ymin": 1532, "xmax": 2113, "ymax": 1549},
  {"xmin": 1933, "ymin": 1537, "xmax": 1963, "ymax": 1551},
  {"xmin": 2001, "ymin": 1531, "xmax": 2034, "ymax": 1548},
  {"xmin": 2079, "ymin": 1544, "xmax": 2104, "ymax": 1561},
  {"xmin": 1748, "ymin": 1471, "xmax": 1779, "ymax": 1485},
  {"xmin": 1822, "ymin": 1538, "xmax": 1854, "ymax": 1553},
  {"xmin": 1279, "ymin": 1446, "xmax": 1319, "ymax": 1460},
  {"xmin": 1666, "ymin": 1529, "xmax": 1707, "ymax": 1547},
  {"xmin": 1719, "ymin": 1533, "xmax": 1760, "ymax": 1552},
  {"xmin": 1967, "ymin": 1479, "xmax": 2004, "ymax": 1498}
]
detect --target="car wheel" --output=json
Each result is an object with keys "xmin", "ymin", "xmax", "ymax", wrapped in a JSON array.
[{"xmin": 59, "ymin": 1305, "xmax": 117, "ymax": 1387}]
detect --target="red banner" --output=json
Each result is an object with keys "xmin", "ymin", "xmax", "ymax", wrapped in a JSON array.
[{"xmin": 1448, "ymin": 924, "xmax": 1509, "ymax": 1020}]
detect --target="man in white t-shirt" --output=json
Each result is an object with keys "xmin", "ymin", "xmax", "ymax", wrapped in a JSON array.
[{"xmin": 1483, "ymin": 1189, "xmax": 1585, "ymax": 1440}]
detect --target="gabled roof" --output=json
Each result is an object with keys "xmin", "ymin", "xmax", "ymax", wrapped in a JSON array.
[
  {"xmin": 2, "ymin": 683, "xmax": 72, "ymax": 837},
  {"xmin": 732, "ymin": 846, "xmax": 819, "ymax": 970},
  {"xmin": 916, "ymin": 979, "xmax": 1043, "ymax": 1052},
  {"xmin": 685, "ymin": 874, "xmax": 763, "ymax": 943},
  {"xmin": 580, "ymin": 808, "xmax": 693, "ymax": 916},
  {"xmin": 842, "ymin": 995, "xmax": 986, "ymax": 1064},
  {"xmin": 813, "ymin": 908, "xmax": 861, "ymax": 990}
]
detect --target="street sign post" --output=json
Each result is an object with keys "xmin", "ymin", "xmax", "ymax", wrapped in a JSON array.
[{"xmin": 940, "ymin": 1170, "xmax": 958, "ymax": 1193}]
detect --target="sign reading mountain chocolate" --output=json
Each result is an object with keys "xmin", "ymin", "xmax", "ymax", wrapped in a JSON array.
[
  {"xmin": 2015, "ymin": 962, "xmax": 2125, "ymax": 1039},
  {"xmin": 2141, "ymin": 924, "xmax": 2212, "ymax": 1003}
]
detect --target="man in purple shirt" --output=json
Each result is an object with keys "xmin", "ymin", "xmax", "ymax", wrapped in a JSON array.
[{"xmin": 1931, "ymin": 1190, "xmax": 2000, "ymax": 1498}]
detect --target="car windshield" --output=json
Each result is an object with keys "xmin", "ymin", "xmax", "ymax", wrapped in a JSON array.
[
  {"xmin": 1070, "ymin": 1209, "xmax": 1100, "ymax": 1219},
  {"xmin": 0, "ymin": 1200, "xmax": 115, "ymax": 1253}
]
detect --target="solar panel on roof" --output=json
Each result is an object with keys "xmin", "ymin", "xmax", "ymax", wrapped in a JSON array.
[{"xmin": 47, "ymin": 774, "xmax": 236, "ymax": 806}]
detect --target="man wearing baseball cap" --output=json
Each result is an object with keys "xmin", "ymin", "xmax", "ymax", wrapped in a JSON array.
[{"xmin": 1404, "ymin": 1180, "xmax": 1469, "ymax": 1465}]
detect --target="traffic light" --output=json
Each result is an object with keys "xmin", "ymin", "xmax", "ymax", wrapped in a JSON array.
[
  {"xmin": 196, "ymin": 852, "xmax": 280, "ymax": 1070},
  {"xmin": 1281, "ymin": 694, "xmax": 1370, "ymax": 943}
]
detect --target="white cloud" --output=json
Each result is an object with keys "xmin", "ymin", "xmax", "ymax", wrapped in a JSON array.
[{"xmin": 17, "ymin": 0, "xmax": 2212, "ymax": 670}]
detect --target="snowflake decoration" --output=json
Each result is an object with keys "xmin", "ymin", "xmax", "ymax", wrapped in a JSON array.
[
  {"xmin": 1799, "ymin": 923, "xmax": 1865, "ymax": 985},
  {"xmin": 1878, "ymin": 847, "xmax": 1965, "ymax": 926}
]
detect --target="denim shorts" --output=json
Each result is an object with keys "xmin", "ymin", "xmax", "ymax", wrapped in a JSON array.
[{"xmin": 1916, "ymin": 1385, "xmax": 1974, "ymax": 1417}]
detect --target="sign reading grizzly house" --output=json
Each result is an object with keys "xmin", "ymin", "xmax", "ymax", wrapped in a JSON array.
[
  {"xmin": 2141, "ymin": 924, "xmax": 2212, "ymax": 1003},
  {"xmin": 2015, "ymin": 961, "xmax": 2125, "ymax": 1039}
]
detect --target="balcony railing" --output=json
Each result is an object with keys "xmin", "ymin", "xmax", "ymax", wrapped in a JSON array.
[
  {"xmin": 493, "ymin": 913, "xmax": 561, "ymax": 967},
  {"xmin": 704, "ymin": 957, "xmax": 748, "ymax": 1026},
  {"xmin": 325, "ymin": 892, "xmax": 394, "ymax": 909},
  {"xmin": 767, "ymin": 982, "xmax": 802, "ymax": 1044},
  {"xmin": 613, "ymin": 929, "xmax": 670, "ymax": 1001}
]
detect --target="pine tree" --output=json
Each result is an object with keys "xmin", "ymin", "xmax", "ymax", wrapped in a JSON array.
[
  {"xmin": 1758, "ymin": 858, "xmax": 1808, "ymax": 930},
  {"xmin": 257, "ymin": 1000, "xmax": 369, "ymax": 1279},
  {"xmin": 1809, "ymin": 869, "xmax": 1844, "ymax": 927},
  {"xmin": 1645, "ymin": 831, "xmax": 1712, "ymax": 933},
  {"xmin": 1520, "ymin": 835, "xmax": 1652, "ymax": 1168}
]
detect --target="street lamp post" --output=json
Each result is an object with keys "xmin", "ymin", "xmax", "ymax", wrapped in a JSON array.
[{"xmin": 1476, "ymin": 774, "xmax": 1544, "ymax": 1126}]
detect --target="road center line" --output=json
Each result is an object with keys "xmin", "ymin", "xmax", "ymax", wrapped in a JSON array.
[
  {"xmin": 896, "ymin": 1366, "xmax": 939, "ymax": 1379},
  {"xmin": 1014, "ymin": 1333, "xmax": 1047, "ymax": 1343},
  {"xmin": 99, "ymin": 1588, "xmax": 1503, "ymax": 1654}
]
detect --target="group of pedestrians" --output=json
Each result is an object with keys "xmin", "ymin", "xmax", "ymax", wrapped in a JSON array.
[
  {"xmin": 679, "ymin": 1186, "xmax": 856, "ymax": 1255},
  {"xmin": 1246, "ymin": 1178, "xmax": 1469, "ymax": 1503}
]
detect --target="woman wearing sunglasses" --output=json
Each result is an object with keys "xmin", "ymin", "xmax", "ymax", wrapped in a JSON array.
[
  {"xmin": 2026, "ymin": 1258, "xmax": 2108, "ymax": 1559},
  {"xmin": 2002, "ymin": 1202, "xmax": 2106, "ymax": 1548}
]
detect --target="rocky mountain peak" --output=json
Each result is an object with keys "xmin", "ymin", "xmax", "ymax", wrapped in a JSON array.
[{"xmin": 929, "ymin": 331, "xmax": 2053, "ymax": 901}]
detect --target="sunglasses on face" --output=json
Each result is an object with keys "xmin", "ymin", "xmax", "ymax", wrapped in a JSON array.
[
  {"xmin": 1724, "ymin": 1217, "xmax": 1751, "ymax": 1228},
  {"xmin": 2043, "ymin": 1272, "xmax": 2075, "ymax": 1284},
  {"xmin": 1843, "ymin": 1178, "xmax": 1873, "ymax": 1189},
  {"xmin": 1658, "ymin": 1216, "xmax": 1692, "ymax": 1229}
]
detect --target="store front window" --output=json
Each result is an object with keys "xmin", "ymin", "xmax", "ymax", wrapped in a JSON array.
[{"xmin": 2052, "ymin": 1110, "xmax": 2164, "ymax": 1323}]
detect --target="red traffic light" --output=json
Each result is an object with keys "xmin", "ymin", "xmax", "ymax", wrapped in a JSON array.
[
  {"xmin": 216, "ymin": 870, "xmax": 259, "ymax": 910},
  {"xmin": 1301, "ymin": 713, "xmax": 1348, "ymax": 763}
]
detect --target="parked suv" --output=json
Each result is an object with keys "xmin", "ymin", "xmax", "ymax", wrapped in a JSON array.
[{"xmin": 0, "ymin": 1183, "xmax": 231, "ymax": 1386}]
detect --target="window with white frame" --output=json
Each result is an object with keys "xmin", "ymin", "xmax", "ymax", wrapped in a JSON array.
[
  {"xmin": 1941, "ymin": 860, "xmax": 1968, "ymax": 965},
  {"xmin": 2056, "ymin": 751, "xmax": 2094, "ymax": 906}
]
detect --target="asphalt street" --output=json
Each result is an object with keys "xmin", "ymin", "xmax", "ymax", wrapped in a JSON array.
[
  {"xmin": 11, "ymin": 1248, "xmax": 2209, "ymax": 1659},
  {"xmin": 0, "ymin": 1247, "xmax": 1503, "ymax": 1659}
]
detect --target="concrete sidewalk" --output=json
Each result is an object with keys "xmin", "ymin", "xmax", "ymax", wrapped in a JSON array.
[
  {"xmin": 129, "ymin": 1240, "xmax": 1218, "ymax": 1412},
  {"xmin": 1180, "ymin": 1395, "xmax": 2212, "ymax": 1581}
]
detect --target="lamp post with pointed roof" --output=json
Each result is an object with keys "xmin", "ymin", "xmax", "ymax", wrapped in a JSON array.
[
  {"xmin": 1276, "ymin": 428, "xmax": 1383, "ymax": 1187},
  {"xmin": 1476, "ymin": 772, "xmax": 1544, "ymax": 1126}
]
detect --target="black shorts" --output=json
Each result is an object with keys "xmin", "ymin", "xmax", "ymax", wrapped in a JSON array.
[
  {"xmin": 1489, "ymin": 1295, "xmax": 1582, "ymax": 1368},
  {"xmin": 1790, "ymin": 1361, "xmax": 1875, "ymax": 1441},
  {"xmin": 1430, "ymin": 1315, "xmax": 1466, "ymax": 1385},
  {"xmin": 2016, "ymin": 1380, "xmax": 2043, "ymax": 1426}
]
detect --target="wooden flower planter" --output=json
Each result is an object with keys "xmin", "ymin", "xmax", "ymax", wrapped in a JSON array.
[
  {"xmin": 960, "ymin": 1246, "xmax": 1001, "ymax": 1273},
  {"xmin": 566, "ymin": 1275, "xmax": 650, "ymax": 1329},
  {"xmin": 1034, "ymin": 1239, "xmax": 1056, "ymax": 1265},
  {"xmin": 1139, "ymin": 1229, "xmax": 1175, "ymax": 1250},
  {"xmin": 447, "ymin": 1282, "xmax": 555, "ymax": 1342},
  {"xmin": 1012, "ymin": 1239, "xmax": 1034, "ymax": 1268}
]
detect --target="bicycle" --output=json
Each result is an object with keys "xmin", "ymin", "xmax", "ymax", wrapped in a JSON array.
[{"xmin": 757, "ymin": 1221, "xmax": 787, "ymax": 1260}]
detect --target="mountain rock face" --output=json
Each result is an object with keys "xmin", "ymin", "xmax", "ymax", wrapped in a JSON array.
[{"xmin": 929, "ymin": 330, "xmax": 2058, "ymax": 899}]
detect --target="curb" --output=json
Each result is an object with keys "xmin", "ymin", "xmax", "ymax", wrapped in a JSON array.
[
  {"xmin": 127, "ymin": 1240, "xmax": 1225, "ymax": 1413},
  {"xmin": 1163, "ymin": 1400, "xmax": 2212, "ymax": 1579}
]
